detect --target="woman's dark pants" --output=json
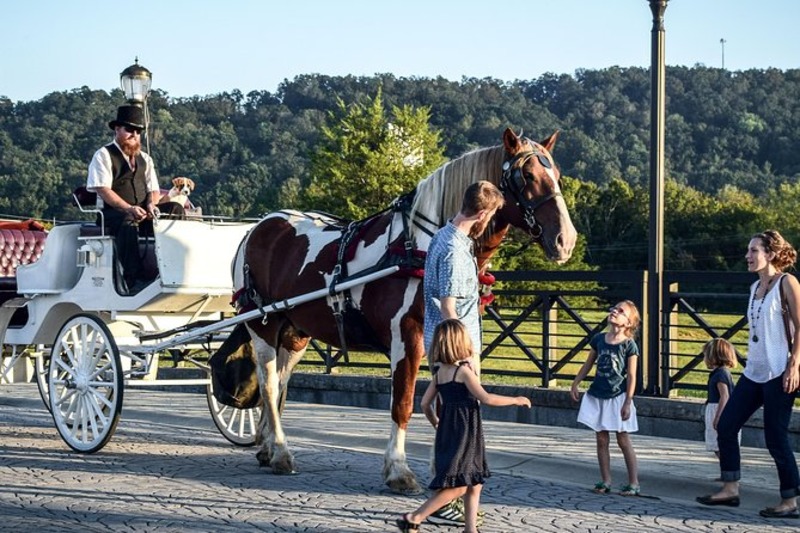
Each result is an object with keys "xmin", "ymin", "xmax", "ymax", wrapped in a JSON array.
[{"xmin": 717, "ymin": 375, "xmax": 800, "ymax": 499}]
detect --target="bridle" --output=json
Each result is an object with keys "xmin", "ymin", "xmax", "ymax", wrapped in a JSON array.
[{"xmin": 499, "ymin": 141, "xmax": 562, "ymax": 238}]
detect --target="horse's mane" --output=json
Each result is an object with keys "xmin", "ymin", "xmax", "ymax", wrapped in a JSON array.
[{"xmin": 409, "ymin": 145, "xmax": 504, "ymax": 238}]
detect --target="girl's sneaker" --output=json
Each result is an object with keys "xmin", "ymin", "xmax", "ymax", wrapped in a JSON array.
[{"xmin": 428, "ymin": 498, "xmax": 484, "ymax": 526}]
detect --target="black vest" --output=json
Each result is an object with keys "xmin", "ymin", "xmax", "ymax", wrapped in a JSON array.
[{"xmin": 104, "ymin": 144, "xmax": 148, "ymax": 206}]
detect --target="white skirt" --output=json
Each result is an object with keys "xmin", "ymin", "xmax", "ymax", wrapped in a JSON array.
[
  {"xmin": 704, "ymin": 403, "xmax": 741, "ymax": 452},
  {"xmin": 577, "ymin": 392, "xmax": 638, "ymax": 433}
]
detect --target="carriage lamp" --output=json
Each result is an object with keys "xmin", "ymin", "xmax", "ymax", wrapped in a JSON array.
[
  {"xmin": 120, "ymin": 58, "xmax": 152, "ymax": 105},
  {"xmin": 77, "ymin": 240, "xmax": 105, "ymax": 268}
]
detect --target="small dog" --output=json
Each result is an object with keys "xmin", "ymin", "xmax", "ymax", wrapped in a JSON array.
[{"xmin": 161, "ymin": 176, "xmax": 195, "ymax": 207}]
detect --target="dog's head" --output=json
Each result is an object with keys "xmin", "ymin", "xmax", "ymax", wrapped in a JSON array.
[{"xmin": 171, "ymin": 177, "xmax": 195, "ymax": 196}]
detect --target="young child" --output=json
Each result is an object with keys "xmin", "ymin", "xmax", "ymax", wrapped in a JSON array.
[
  {"xmin": 570, "ymin": 300, "xmax": 641, "ymax": 496},
  {"xmin": 396, "ymin": 319, "xmax": 531, "ymax": 533},
  {"xmin": 702, "ymin": 338, "xmax": 738, "ymax": 458}
]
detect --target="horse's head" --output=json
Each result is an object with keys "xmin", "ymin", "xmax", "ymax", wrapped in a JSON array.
[{"xmin": 496, "ymin": 128, "xmax": 577, "ymax": 264}]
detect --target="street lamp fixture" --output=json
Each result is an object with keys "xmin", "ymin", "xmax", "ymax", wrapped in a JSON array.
[
  {"xmin": 120, "ymin": 57, "xmax": 152, "ymax": 106},
  {"xmin": 119, "ymin": 58, "xmax": 153, "ymax": 152}
]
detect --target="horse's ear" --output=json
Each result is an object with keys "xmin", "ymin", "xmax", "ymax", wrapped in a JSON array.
[
  {"xmin": 503, "ymin": 128, "xmax": 524, "ymax": 153},
  {"xmin": 539, "ymin": 131, "xmax": 560, "ymax": 153}
]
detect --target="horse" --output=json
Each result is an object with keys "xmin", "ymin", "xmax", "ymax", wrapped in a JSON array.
[{"xmin": 232, "ymin": 128, "xmax": 577, "ymax": 494}]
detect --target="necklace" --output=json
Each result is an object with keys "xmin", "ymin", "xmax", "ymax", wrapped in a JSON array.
[{"xmin": 749, "ymin": 274, "xmax": 778, "ymax": 342}]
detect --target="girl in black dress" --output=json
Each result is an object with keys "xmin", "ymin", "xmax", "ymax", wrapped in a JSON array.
[{"xmin": 396, "ymin": 319, "xmax": 531, "ymax": 533}]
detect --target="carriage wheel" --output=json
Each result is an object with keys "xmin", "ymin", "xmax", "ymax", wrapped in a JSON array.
[
  {"xmin": 206, "ymin": 380, "xmax": 261, "ymax": 447},
  {"xmin": 34, "ymin": 347, "xmax": 52, "ymax": 412},
  {"xmin": 49, "ymin": 314, "xmax": 123, "ymax": 453}
]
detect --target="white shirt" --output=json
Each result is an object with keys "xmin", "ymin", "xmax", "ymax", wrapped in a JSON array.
[
  {"xmin": 745, "ymin": 276, "xmax": 791, "ymax": 383},
  {"xmin": 86, "ymin": 141, "xmax": 159, "ymax": 208}
]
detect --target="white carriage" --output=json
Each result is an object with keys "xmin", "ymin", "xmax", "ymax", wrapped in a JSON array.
[
  {"xmin": 0, "ymin": 215, "xmax": 263, "ymax": 452},
  {"xmin": 0, "ymin": 212, "xmax": 399, "ymax": 454}
]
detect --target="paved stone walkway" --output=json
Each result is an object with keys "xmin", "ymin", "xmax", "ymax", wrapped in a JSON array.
[{"xmin": 1, "ymin": 383, "xmax": 798, "ymax": 532}]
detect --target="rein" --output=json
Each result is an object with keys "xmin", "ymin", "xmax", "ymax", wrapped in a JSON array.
[{"xmin": 499, "ymin": 143, "xmax": 562, "ymax": 238}]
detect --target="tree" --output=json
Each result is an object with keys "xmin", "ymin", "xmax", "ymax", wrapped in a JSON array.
[{"xmin": 302, "ymin": 90, "xmax": 446, "ymax": 220}]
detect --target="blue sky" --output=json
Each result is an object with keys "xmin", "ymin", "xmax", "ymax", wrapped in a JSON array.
[{"xmin": 1, "ymin": 0, "xmax": 797, "ymax": 102}]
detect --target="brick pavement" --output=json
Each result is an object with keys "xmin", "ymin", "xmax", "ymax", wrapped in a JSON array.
[{"xmin": 0, "ymin": 383, "xmax": 797, "ymax": 532}]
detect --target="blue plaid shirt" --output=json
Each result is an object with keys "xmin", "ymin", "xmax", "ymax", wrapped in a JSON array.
[{"xmin": 423, "ymin": 222, "xmax": 480, "ymax": 355}]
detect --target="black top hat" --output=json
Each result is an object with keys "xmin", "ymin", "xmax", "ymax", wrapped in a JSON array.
[{"xmin": 108, "ymin": 105, "xmax": 145, "ymax": 130}]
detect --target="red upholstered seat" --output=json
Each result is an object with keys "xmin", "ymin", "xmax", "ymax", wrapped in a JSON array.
[
  {"xmin": 0, "ymin": 221, "xmax": 48, "ymax": 324},
  {"xmin": 0, "ymin": 223, "xmax": 48, "ymax": 281}
]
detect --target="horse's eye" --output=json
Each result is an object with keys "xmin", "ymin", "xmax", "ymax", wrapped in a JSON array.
[{"xmin": 537, "ymin": 154, "xmax": 552, "ymax": 169}]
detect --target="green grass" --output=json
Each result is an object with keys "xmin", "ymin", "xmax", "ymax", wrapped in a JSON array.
[
  {"xmin": 172, "ymin": 300, "xmax": 792, "ymax": 402},
  {"xmin": 292, "ymin": 306, "xmax": 752, "ymax": 399}
]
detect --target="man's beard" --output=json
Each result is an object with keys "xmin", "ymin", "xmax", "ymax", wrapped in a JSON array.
[{"xmin": 118, "ymin": 136, "xmax": 141, "ymax": 158}]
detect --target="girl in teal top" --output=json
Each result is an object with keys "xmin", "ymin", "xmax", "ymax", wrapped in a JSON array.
[{"xmin": 571, "ymin": 300, "xmax": 641, "ymax": 496}]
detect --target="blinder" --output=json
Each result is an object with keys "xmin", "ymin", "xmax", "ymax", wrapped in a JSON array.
[{"xmin": 499, "ymin": 142, "xmax": 562, "ymax": 237}]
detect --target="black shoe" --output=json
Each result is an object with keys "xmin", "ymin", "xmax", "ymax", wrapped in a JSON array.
[
  {"xmin": 759, "ymin": 507, "xmax": 799, "ymax": 519},
  {"xmin": 696, "ymin": 494, "xmax": 740, "ymax": 507}
]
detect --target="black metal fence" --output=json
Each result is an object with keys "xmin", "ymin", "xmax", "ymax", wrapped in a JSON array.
[{"xmin": 305, "ymin": 270, "xmax": 761, "ymax": 398}]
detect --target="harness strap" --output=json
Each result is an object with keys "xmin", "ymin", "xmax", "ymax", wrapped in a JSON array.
[
  {"xmin": 500, "ymin": 148, "xmax": 562, "ymax": 237},
  {"xmin": 399, "ymin": 199, "xmax": 415, "ymax": 265},
  {"xmin": 330, "ymin": 294, "xmax": 350, "ymax": 358},
  {"xmin": 328, "ymin": 219, "xmax": 364, "ymax": 357}
]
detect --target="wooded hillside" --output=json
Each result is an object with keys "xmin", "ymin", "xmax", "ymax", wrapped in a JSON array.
[{"xmin": 1, "ymin": 66, "xmax": 798, "ymax": 270}]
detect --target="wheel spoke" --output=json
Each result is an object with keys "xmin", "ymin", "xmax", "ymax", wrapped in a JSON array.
[
  {"xmin": 89, "ymin": 360, "xmax": 113, "ymax": 381},
  {"xmin": 246, "ymin": 408, "xmax": 257, "ymax": 434},
  {"xmin": 64, "ymin": 328, "xmax": 79, "ymax": 366},
  {"xmin": 85, "ymin": 394, "xmax": 109, "ymax": 436},
  {"xmin": 225, "ymin": 409, "xmax": 240, "ymax": 434},
  {"xmin": 53, "ymin": 350, "xmax": 77, "ymax": 377},
  {"xmin": 88, "ymin": 385, "xmax": 114, "ymax": 410},
  {"xmin": 55, "ymin": 386, "xmax": 78, "ymax": 409},
  {"xmin": 88, "ymin": 331, "xmax": 107, "ymax": 370}
]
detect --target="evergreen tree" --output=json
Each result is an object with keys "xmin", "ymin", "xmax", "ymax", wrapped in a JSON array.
[{"xmin": 303, "ymin": 90, "xmax": 446, "ymax": 220}]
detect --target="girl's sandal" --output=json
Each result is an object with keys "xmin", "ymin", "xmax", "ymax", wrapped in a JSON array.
[
  {"xmin": 619, "ymin": 484, "xmax": 641, "ymax": 496},
  {"xmin": 396, "ymin": 513, "xmax": 421, "ymax": 532},
  {"xmin": 592, "ymin": 481, "xmax": 611, "ymax": 494}
]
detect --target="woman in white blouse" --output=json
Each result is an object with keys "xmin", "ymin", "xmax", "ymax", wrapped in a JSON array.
[{"xmin": 697, "ymin": 230, "xmax": 800, "ymax": 519}]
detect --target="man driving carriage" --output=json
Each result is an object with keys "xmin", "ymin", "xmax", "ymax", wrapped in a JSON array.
[{"xmin": 86, "ymin": 105, "xmax": 183, "ymax": 293}]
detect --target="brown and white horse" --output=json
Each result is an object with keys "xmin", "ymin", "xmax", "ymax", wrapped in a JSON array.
[{"xmin": 232, "ymin": 128, "xmax": 577, "ymax": 493}]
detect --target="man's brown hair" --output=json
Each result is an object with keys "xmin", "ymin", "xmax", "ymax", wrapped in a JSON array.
[{"xmin": 461, "ymin": 180, "xmax": 504, "ymax": 216}]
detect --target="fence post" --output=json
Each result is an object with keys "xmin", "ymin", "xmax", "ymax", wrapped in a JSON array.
[
  {"xmin": 662, "ymin": 281, "xmax": 679, "ymax": 396},
  {"xmin": 541, "ymin": 294, "xmax": 558, "ymax": 388},
  {"xmin": 324, "ymin": 344, "xmax": 334, "ymax": 374},
  {"xmin": 640, "ymin": 270, "xmax": 659, "ymax": 395}
]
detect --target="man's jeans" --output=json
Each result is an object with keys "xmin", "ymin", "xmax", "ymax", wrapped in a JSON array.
[{"xmin": 718, "ymin": 374, "xmax": 800, "ymax": 499}]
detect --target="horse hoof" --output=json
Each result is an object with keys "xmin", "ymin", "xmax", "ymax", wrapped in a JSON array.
[
  {"xmin": 386, "ymin": 478, "xmax": 422, "ymax": 495},
  {"xmin": 269, "ymin": 450, "xmax": 297, "ymax": 475},
  {"xmin": 271, "ymin": 461, "xmax": 296, "ymax": 475},
  {"xmin": 256, "ymin": 450, "xmax": 271, "ymax": 467}
]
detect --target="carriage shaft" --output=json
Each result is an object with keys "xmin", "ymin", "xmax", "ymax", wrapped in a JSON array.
[{"xmin": 118, "ymin": 266, "xmax": 400, "ymax": 356}]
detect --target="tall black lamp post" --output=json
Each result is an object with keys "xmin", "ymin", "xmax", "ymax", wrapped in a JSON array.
[
  {"xmin": 647, "ymin": 0, "xmax": 668, "ymax": 396},
  {"xmin": 119, "ymin": 58, "xmax": 153, "ymax": 152}
]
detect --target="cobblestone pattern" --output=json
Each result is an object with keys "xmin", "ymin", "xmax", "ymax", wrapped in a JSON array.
[{"xmin": 0, "ymin": 384, "xmax": 795, "ymax": 532}]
